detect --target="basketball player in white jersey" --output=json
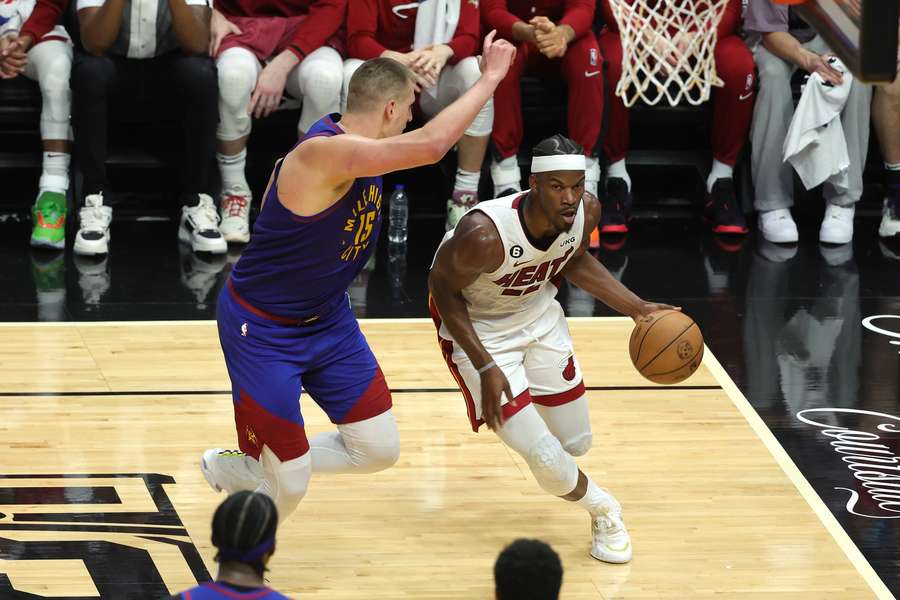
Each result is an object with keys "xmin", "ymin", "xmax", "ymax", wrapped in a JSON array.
[{"xmin": 428, "ymin": 134, "xmax": 676, "ymax": 563}]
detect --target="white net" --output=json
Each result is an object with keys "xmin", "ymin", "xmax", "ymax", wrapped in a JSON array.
[{"xmin": 608, "ymin": 0, "xmax": 730, "ymax": 107}]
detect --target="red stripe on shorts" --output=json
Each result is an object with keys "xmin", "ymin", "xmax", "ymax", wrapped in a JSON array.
[
  {"xmin": 532, "ymin": 380, "xmax": 585, "ymax": 407},
  {"xmin": 235, "ymin": 389, "xmax": 309, "ymax": 461},
  {"xmin": 337, "ymin": 365, "xmax": 393, "ymax": 424}
]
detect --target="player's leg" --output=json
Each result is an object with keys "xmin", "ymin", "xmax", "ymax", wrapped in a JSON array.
[
  {"xmin": 496, "ymin": 404, "xmax": 630, "ymax": 563},
  {"xmin": 873, "ymin": 72, "xmax": 900, "ymax": 239},
  {"xmin": 419, "ymin": 56, "xmax": 493, "ymax": 228},
  {"xmin": 285, "ymin": 45, "xmax": 343, "ymax": 136},
  {"xmin": 596, "ymin": 28, "xmax": 632, "ymax": 237},
  {"xmin": 705, "ymin": 35, "xmax": 755, "ymax": 234},
  {"xmin": 203, "ymin": 289, "xmax": 312, "ymax": 521},
  {"xmin": 215, "ymin": 46, "xmax": 260, "ymax": 243},
  {"xmin": 558, "ymin": 35, "xmax": 603, "ymax": 199},
  {"xmin": 489, "ymin": 44, "xmax": 529, "ymax": 197},
  {"xmin": 303, "ymin": 308, "xmax": 398, "ymax": 474},
  {"xmin": 749, "ymin": 43, "xmax": 799, "ymax": 242},
  {"xmin": 24, "ymin": 40, "xmax": 73, "ymax": 250}
]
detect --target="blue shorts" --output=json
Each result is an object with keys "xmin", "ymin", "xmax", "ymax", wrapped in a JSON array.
[{"xmin": 216, "ymin": 283, "xmax": 392, "ymax": 461}]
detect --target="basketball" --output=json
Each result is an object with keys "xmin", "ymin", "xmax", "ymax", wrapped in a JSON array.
[{"xmin": 629, "ymin": 310, "xmax": 704, "ymax": 384}]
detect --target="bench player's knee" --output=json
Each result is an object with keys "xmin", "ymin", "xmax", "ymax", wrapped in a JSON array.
[
  {"xmin": 562, "ymin": 432, "xmax": 593, "ymax": 457},
  {"xmin": 527, "ymin": 434, "xmax": 578, "ymax": 496}
]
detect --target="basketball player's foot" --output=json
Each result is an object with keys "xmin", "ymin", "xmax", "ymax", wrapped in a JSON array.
[
  {"xmin": 819, "ymin": 203, "xmax": 854, "ymax": 244},
  {"xmin": 446, "ymin": 190, "xmax": 478, "ymax": 230},
  {"xmin": 219, "ymin": 186, "xmax": 252, "ymax": 244},
  {"xmin": 74, "ymin": 193, "xmax": 112, "ymax": 256},
  {"xmin": 878, "ymin": 197, "xmax": 900, "ymax": 239},
  {"xmin": 200, "ymin": 448, "xmax": 263, "ymax": 494},
  {"xmin": 590, "ymin": 509, "xmax": 632, "ymax": 564},
  {"xmin": 600, "ymin": 178, "xmax": 630, "ymax": 234},
  {"xmin": 179, "ymin": 194, "xmax": 227, "ymax": 254},
  {"xmin": 758, "ymin": 208, "xmax": 798, "ymax": 244},
  {"xmin": 30, "ymin": 190, "xmax": 67, "ymax": 250},
  {"xmin": 704, "ymin": 179, "xmax": 748, "ymax": 235}
]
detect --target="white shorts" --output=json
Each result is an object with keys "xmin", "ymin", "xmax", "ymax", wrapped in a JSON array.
[{"xmin": 430, "ymin": 299, "xmax": 584, "ymax": 431}]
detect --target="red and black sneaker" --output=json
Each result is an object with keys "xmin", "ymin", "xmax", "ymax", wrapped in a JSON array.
[
  {"xmin": 704, "ymin": 178, "xmax": 749, "ymax": 235},
  {"xmin": 600, "ymin": 177, "xmax": 631, "ymax": 234}
]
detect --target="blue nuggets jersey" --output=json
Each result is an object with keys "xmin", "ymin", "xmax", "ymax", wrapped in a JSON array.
[
  {"xmin": 175, "ymin": 582, "xmax": 290, "ymax": 599},
  {"xmin": 229, "ymin": 113, "xmax": 383, "ymax": 320}
]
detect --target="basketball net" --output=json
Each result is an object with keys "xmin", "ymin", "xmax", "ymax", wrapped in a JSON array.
[{"xmin": 609, "ymin": 0, "xmax": 730, "ymax": 106}]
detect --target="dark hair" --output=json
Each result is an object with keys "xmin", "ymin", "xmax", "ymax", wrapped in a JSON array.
[
  {"xmin": 347, "ymin": 57, "xmax": 414, "ymax": 113},
  {"xmin": 211, "ymin": 491, "xmax": 279, "ymax": 577},
  {"xmin": 494, "ymin": 539, "xmax": 563, "ymax": 600},
  {"xmin": 532, "ymin": 134, "xmax": 584, "ymax": 158}
]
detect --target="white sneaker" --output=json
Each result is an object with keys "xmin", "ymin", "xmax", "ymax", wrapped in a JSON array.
[
  {"xmin": 819, "ymin": 203, "xmax": 854, "ymax": 244},
  {"xmin": 219, "ymin": 186, "xmax": 252, "ymax": 243},
  {"xmin": 73, "ymin": 255, "xmax": 110, "ymax": 306},
  {"xmin": 591, "ymin": 509, "xmax": 632, "ymax": 564},
  {"xmin": 179, "ymin": 194, "xmax": 227, "ymax": 254},
  {"xmin": 74, "ymin": 193, "xmax": 113, "ymax": 256},
  {"xmin": 446, "ymin": 190, "xmax": 478, "ymax": 230},
  {"xmin": 758, "ymin": 208, "xmax": 798, "ymax": 243},
  {"xmin": 878, "ymin": 198, "xmax": 900, "ymax": 239},
  {"xmin": 200, "ymin": 448, "xmax": 263, "ymax": 495}
]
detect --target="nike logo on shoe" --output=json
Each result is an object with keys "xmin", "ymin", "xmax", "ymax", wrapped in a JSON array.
[
  {"xmin": 584, "ymin": 70, "xmax": 601, "ymax": 78},
  {"xmin": 605, "ymin": 541, "xmax": 630, "ymax": 552}
]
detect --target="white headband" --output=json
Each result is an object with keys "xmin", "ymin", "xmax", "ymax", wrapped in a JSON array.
[{"xmin": 530, "ymin": 154, "xmax": 585, "ymax": 173}]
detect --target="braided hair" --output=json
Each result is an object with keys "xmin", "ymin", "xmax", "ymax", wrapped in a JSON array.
[
  {"xmin": 532, "ymin": 134, "xmax": 584, "ymax": 158},
  {"xmin": 211, "ymin": 491, "xmax": 279, "ymax": 577}
]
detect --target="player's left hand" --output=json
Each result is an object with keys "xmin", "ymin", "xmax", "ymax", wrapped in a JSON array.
[
  {"xmin": 249, "ymin": 60, "xmax": 290, "ymax": 119},
  {"xmin": 0, "ymin": 35, "xmax": 29, "ymax": 79},
  {"xmin": 633, "ymin": 301, "xmax": 681, "ymax": 321},
  {"xmin": 409, "ymin": 44, "xmax": 453, "ymax": 84},
  {"xmin": 532, "ymin": 19, "xmax": 568, "ymax": 58}
]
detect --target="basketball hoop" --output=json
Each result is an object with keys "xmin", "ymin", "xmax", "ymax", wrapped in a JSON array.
[{"xmin": 608, "ymin": 0, "xmax": 731, "ymax": 107}]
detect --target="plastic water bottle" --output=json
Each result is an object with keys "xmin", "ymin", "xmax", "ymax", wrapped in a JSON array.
[{"xmin": 388, "ymin": 185, "xmax": 408, "ymax": 244}]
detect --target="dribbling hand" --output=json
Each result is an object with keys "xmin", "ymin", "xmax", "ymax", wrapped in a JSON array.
[
  {"xmin": 478, "ymin": 30, "xmax": 516, "ymax": 83},
  {"xmin": 480, "ymin": 364, "xmax": 515, "ymax": 432}
]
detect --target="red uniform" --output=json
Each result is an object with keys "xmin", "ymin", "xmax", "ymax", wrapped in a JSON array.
[
  {"xmin": 19, "ymin": 0, "xmax": 67, "ymax": 42},
  {"xmin": 598, "ymin": 0, "xmax": 755, "ymax": 166},
  {"xmin": 346, "ymin": 0, "xmax": 480, "ymax": 64},
  {"xmin": 482, "ymin": 0, "xmax": 603, "ymax": 158},
  {"xmin": 215, "ymin": 0, "xmax": 346, "ymax": 60}
]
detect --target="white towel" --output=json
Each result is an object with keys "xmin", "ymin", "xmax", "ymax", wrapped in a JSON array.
[
  {"xmin": 783, "ymin": 57, "xmax": 853, "ymax": 193},
  {"xmin": 413, "ymin": 0, "xmax": 461, "ymax": 99}
]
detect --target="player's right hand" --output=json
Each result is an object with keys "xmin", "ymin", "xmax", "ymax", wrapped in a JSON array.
[
  {"xmin": 209, "ymin": 9, "xmax": 242, "ymax": 57},
  {"xmin": 480, "ymin": 364, "xmax": 515, "ymax": 432},
  {"xmin": 479, "ymin": 30, "xmax": 516, "ymax": 83}
]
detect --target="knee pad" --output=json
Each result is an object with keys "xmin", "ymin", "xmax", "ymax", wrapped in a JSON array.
[
  {"xmin": 464, "ymin": 97, "xmax": 493, "ymax": 137},
  {"xmin": 297, "ymin": 66, "xmax": 343, "ymax": 132},
  {"xmin": 340, "ymin": 411, "xmax": 401, "ymax": 474},
  {"xmin": 562, "ymin": 432, "xmax": 593, "ymax": 457},
  {"xmin": 259, "ymin": 450, "xmax": 311, "ymax": 522},
  {"xmin": 217, "ymin": 52, "xmax": 257, "ymax": 140},
  {"xmin": 527, "ymin": 434, "xmax": 578, "ymax": 496},
  {"xmin": 342, "ymin": 59, "xmax": 364, "ymax": 113}
]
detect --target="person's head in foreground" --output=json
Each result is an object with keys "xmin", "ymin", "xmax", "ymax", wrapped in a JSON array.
[
  {"xmin": 345, "ymin": 57, "xmax": 416, "ymax": 139},
  {"xmin": 494, "ymin": 538, "xmax": 564, "ymax": 600}
]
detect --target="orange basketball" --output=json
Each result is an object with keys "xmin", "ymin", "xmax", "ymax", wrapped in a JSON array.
[{"xmin": 629, "ymin": 310, "xmax": 704, "ymax": 385}]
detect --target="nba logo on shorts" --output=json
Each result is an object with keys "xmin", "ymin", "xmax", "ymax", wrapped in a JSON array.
[{"xmin": 590, "ymin": 48, "xmax": 598, "ymax": 67}]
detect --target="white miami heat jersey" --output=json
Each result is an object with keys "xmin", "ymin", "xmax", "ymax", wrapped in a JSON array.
[{"xmin": 435, "ymin": 192, "xmax": 584, "ymax": 338}]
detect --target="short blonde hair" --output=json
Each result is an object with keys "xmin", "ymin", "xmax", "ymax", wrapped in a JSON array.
[{"xmin": 347, "ymin": 58, "xmax": 414, "ymax": 113}]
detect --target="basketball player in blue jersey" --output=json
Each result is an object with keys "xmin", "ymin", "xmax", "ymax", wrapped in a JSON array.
[{"xmin": 200, "ymin": 32, "xmax": 517, "ymax": 522}]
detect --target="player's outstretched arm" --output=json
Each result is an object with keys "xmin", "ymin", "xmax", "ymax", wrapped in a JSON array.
[
  {"xmin": 301, "ymin": 32, "xmax": 516, "ymax": 182},
  {"xmin": 562, "ymin": 193, "xmax": 678, "ymax": 319},
  {"xmin": 428, "ymin": 212, "xmax": 511, "ymax": 431}
]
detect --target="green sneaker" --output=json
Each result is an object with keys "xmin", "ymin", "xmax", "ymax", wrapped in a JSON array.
[{"xmin": 31, "ymin": 191, "xmax": 67, "ymax": 250}]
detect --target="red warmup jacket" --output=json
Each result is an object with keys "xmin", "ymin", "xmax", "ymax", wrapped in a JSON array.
[
  {"xmin": 481, "ymin": 0, "xmax": 596, "ymax": 42},
  {"xmin": 600, "ymin": 0, "xmax": 741, "ymax": 38},
  {"xmin": 215, "ymin": 0, "xmax": 347, "ymax": 59},
  {"xmin": 19, "ymin": 0, "xmax": 68, "ymax": 42},
  {"xmin": 347, "ymin": 0, "xmax": 480, "ymax": 64}
]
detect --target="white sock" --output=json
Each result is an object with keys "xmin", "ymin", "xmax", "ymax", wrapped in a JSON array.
[
  {"xmin": 607, "ymin": 159, "xmax": 631, "ymax": 192},
  {"xmin": 707, "ymin": 159, "xmax": 733, "ymax": 193},
  {"xmin": 454, "ymin": 168, "xmax": 480, "ymax": 193},
  {"xmin": 491, "ymin": 155, "xmax": 522, "ymax": 196},
  {"xmin": 585, "ymin": 157, "xmax": 600, "ymax": 198},
  {"xmin": 885, "ymin": 162, "xmax": 900, "ymax": 171},
  {"xmin": 575, "ymin": 477, "xmax": 619, "ymax": 517},
  {"xmin": 39, "ymin": 151, "xmax": 70, "ymax": 194},
  {"xmin": 217, "ymin": 148, "xmax": 249, "ymax": 192}
]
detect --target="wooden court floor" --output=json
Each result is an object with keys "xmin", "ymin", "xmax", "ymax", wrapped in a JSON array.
[{"xmin": 0, "ymin": 319, "xmax": 890, "ymax": 599}]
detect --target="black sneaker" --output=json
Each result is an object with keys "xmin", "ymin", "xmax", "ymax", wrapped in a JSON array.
[
  {"xmin": 704, "ymin": 178, "xmax": 748, "ymax": 234},
  {"xmin": 600, "ymin": 177, "xmax": 631, "ymax": 234}
]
